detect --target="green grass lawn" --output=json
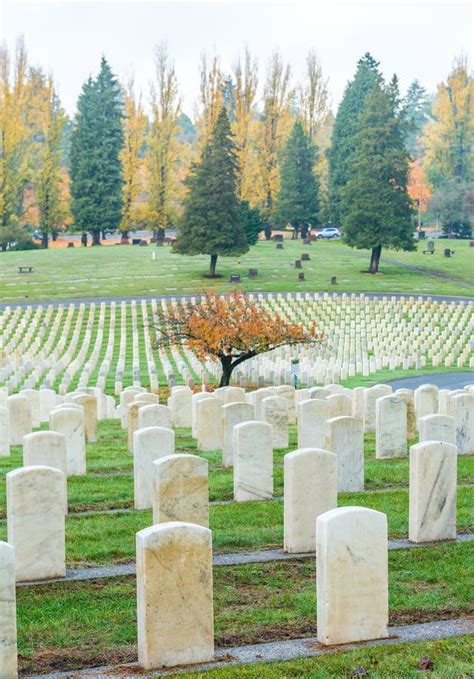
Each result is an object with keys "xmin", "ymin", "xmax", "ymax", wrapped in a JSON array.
[
  {"xmin": 1, "ymin": 239, "xmax": 473, "ymax": 303},
  {"xmin": 177, "ymin": 636, "xmax": 474, "ymax": 678},
  {"xmin": 15, "ymin": 542, "xmax": 473, "ymax": 673},
  {"xmin": 0, "ymin": 421, "xmax": 472, "ymax": 567},
  {"xmin": 1, "ymin": 416, "xmax": 472, "ymax": 674}
]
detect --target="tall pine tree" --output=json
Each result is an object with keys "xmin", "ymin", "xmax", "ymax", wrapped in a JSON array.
[
  {"xmin": 402, "ymin": 80, "xmax": 431, "ymax": 158},
  {"xmin": 275, "ymin": 120, "xmax": 319, "ymax": 238},
  {"xmin": 327, "ymin": 53, "xmax": 382, "ymax": 223},
  {"xmin": 70, "ymin": 57, "xmax": 124, "ymax": 245},
  {"xmin": 175, "ymin": 107, "xmax": 248, "ymax": 277},
  {"xmin": 342, "ymin": 83, "xmax": 414, "ymax": 273}
]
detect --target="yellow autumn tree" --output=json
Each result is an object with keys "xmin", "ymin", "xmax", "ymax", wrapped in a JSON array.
[
  {"xmin": 422, "ymin": 57, "xmax": 474, "ymax": 187},
  {"xmin": 232, "ymin": 47, "xmax": 258, "ymax": 202},
  {"xmin": 146, "ymin": 44, "xmax": 180, "ymax": 240},
  {"xmin": 255, "ymin": 50, "xmax": 294, "ymax": 233},
  {"xmin": 120, "ymin": 77, "xmax": 147, "ymax": 237},
  {"xmin": 34, "ymin": 75, "xmax": 68, "ymax": 247},
  {"xmin": 407, "ymin": 160, "xmax": 431, "ymax": 229},
  {"xmin": 196, "ymin": 53, "xmax": 223, "ymax": 149},
  {"xmin": 0, "ymin": 38, "xmax": 32, "ymax": 248},
  {"xmin": 298, "ymin": 50, "xmax": 333, "ymax": 211},
  {"xmin": 299, "ymin": 50, "xmax": 331, "ymax": 144}
]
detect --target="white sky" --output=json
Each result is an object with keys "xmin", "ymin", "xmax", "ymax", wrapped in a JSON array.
[{"xmin": 0, "ymin": 0, "xmax": 472, "ymax": 118}]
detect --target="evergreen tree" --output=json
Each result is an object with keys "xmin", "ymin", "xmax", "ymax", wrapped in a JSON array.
[
  {"xmin": 327, "ymin": 53, "xmax": 382, "ymax": 223},
  {"xmin": 240, "ymin": 200, "xmax": 264, "ymax": 244},
  {"xmin": 275, "ymin": 120, "xmax": 319, "ymax": 238},
  {"xmin": 402, "ymin": 80, "xmax": 431, "ymax": 158},
  {"xmin": 342, "ymin": 83, "xmax": 415, "ymax": 273},
  {"xmin": 70, "ymin": 57, "xmax": 124, "ymax": 245},
  {"xmin": 175, "ymin": 107, "xmax": 248, "ymax": 277}
]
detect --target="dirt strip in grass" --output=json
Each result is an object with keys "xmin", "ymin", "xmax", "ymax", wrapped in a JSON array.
[{"xmin": 16, "ymin": 541, "xmax": 473, "ymax": 674}]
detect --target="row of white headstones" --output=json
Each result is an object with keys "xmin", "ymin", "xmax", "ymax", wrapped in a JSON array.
[
  {"xmin": 1, "ymin": 293, "xmax": 473, "ymax": 393},
  {"xmin": 0, "ymin": 380, "xmax": 473, "ymax": 673}
]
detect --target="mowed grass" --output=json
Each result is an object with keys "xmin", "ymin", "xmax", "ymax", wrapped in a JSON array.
[
  {"xmin": 0, "ymin": 238, "xmax": 473, "ymax": 303},
  {"xmin": 3, "ymin": 417, "xmax": 472, "ymax": 674},
  {"xmin": 177, "ymin": 636, "xmax": 474, "ymax": 679},
  {"xmin": 15, "ymin": 541, "xmax": 474, "ymax": 673},
  {"xmin": 0, "ymin": 421, "xmax": 472, "ymax": 567}
]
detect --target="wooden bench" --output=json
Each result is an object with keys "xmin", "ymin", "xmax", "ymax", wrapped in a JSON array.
[{"xmin": 18, "ymin": 266, "xmax": 33, "ymax": 273}]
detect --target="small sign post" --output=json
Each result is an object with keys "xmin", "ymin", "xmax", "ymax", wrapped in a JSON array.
[{"xmin": 291, "ymin": 358, "xmax": 300, "ymax": 388}]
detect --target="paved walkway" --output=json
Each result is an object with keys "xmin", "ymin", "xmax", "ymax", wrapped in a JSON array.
[
  {"xmin": 18, "ymin": 533, "xmax": 474, "ymax": 587},
  {"xmin": 24, "ymin": 617, "xmax": 474, "ymax": 678},
  {"xmin": 1, "ymin": 289, "xmax": 473, "ymax": 310},
  {"xmin": 388, "ymin": 372, "xmax": 474, "ymax": 390}
]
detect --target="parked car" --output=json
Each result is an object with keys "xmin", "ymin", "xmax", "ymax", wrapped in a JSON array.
[{"xmin": 317, "ymin": 227, "xmax": 341, "ymax": 240}]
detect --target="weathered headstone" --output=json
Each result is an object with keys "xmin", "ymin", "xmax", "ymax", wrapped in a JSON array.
[
  {"xmin": 167, "ymin": 386, "xmax": 192, "ymax": 428},
  {"xmin": 153, "ymin": 454, "xmax": 208, "ymax": 527},
  {"xmin": 325, "ymin": 416, "xmax": 364, "ymax": 492},
  {"xmin": 7, "ymin": 466, "xmax": 66, "ymax": 581},
  {"xmin": 221, "ymin": 402, "xmax": 254, "ymax": 468},
  {"xmin": 262, "ymin": 396, "xmax": 289, "ymax": 448},
  {"xmin": 0, "ymin": 406, "xmax": 10, "ymax": 457},
  {"xmin": 133, "ymin": 426, "xmax": 175, "ymax": 510},
  {"xmin": 0, "ymin": 541, "xmax": 17, "ymax": 678},
  {"xmin": 284, "ymin": 448, "xmax": 337, "ymax": 553},
  {"xmin": 137, "ymin": 404, "xmax": 172, "ymax": 431},
  {"xmin": 233, "ymin": 421, "xmax": 273, "ymax": 501},
  {"xmin": 136, "ymin": 522, "xmax": 214, "ymax": 669},
  {"xmin": 7, "ymin": 395, "xmax": 32, "ymax": 445},
  {"xmin": 394, "ymin": 388, "xmax": 416, "ymax": 439},
  {"xmin": 196, "ymin": 398, "xmax": 222, "ymax": 451},
  {"xmin": 419, "ymin": 414, "xmax": 455, "ymax": 445},
  {"xmin": 71, "ymin": 394, "xmax": 97, "ymax": 443},
  {"xmin": 297, "ymin": 398, "xmax": 328, "ymax": 449},
  {"xmin": 49, "ymin": 407, "xmax": 86, "ymax": 476},
  {"xmin": 38, "ymin": 388, "xmax": 58, "ymax": 423},
  {"xmin": 414, "ymin": 384, "xmax": 438, "ymax": 425},
  {"xmin": 23, "ymin": 431, "xmax": 68, "ymax": 514},
  {"xmin": 451, "ymin": 393, "xmax": 474, "ymax": 455},
  {"xmin": 326, "ymin": 393, "xmax": 352, "ymax": 418},
  {"xmin": 409, "ymin": 441, "xmax": 457, "ymax": 543},
  {"xmin": 363, "ymin": 385, "xmax": 392, "ymax": 433},
  {"xmin": 316, "ymin": 507, "xmax": 388, "ymax": 645},
  {"xmin": 20, "ymin": 388, "xmax": 40, "ymax": 428},
  {"xmin": 375, "ymin": 394, "xmax": 407, "ymax": 459}
]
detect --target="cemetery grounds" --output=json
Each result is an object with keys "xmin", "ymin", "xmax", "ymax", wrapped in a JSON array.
[{"xmin": 0, "ymin": 238, "xmax": 473, "ymax": 677}]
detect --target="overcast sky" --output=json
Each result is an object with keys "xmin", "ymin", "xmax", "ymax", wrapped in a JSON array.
[{"xmin": 1, "ymin": 0, "xmax": 472, "ymax": 117}]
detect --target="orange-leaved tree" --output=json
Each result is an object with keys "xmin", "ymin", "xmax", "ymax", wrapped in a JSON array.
[{"xmin": 156, "ymin": 289, "xmax": 320, "ymax": 386}]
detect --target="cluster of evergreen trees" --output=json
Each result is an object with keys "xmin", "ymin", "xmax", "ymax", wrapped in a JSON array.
[
  {"xmin": 2, "ymin": 42, "xmax": 471, "ymax": 266},
  {"xmin": 176, "ymin": 54, "xmax": 416, "ymax": 275}
]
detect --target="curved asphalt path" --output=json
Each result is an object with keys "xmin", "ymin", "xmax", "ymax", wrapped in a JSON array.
[
  {"xmin": 387, "ymin": 372, "xmax": 473, "ymax": 390},
  {"xmin": 0, "ymin": 289, "xmax": 473, "ymax": 310}
]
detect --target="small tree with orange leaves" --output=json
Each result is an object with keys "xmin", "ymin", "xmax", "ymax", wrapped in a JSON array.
[{"xmin": 156, "ymin": 290, "xmax": 320, "ymax": 387}]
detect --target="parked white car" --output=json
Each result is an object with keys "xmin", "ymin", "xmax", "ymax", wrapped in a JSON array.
[{"xmin": 316, "ymin": 227, "xmax": 341, "ymax": 239}]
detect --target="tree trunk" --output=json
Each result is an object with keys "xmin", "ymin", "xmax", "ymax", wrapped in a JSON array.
[
  {"xmin": 219, "ymin": 357, "xmax": 233, "ymax": 386},
  {"xmin": 209, "ymin": 254, "xmax": 218, "ymax": 277},
  {"xmin": 264, "ymin": 224, "xmax": 272, "ymax": 240},
  {"xmin": 52, "ymin": 231, "xmax": 58, "ymax": 242},
  {"xmin": 81, "ymin": 232, "xmax": 88, "ymax": 247},
  {"xmin": 369, "ymin": 244, "xmax": 382, "ymax": 273},
  {"xmin": 41, "ymin": 233, "xmax": 49, "ymax": 249},
  {"xmin": 92, "ymin": 231, "xmax": 101, "ymax": 246},
  {"xmin": 101, "ymin": 230, "xmax": 107, "ymax": 240}
]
